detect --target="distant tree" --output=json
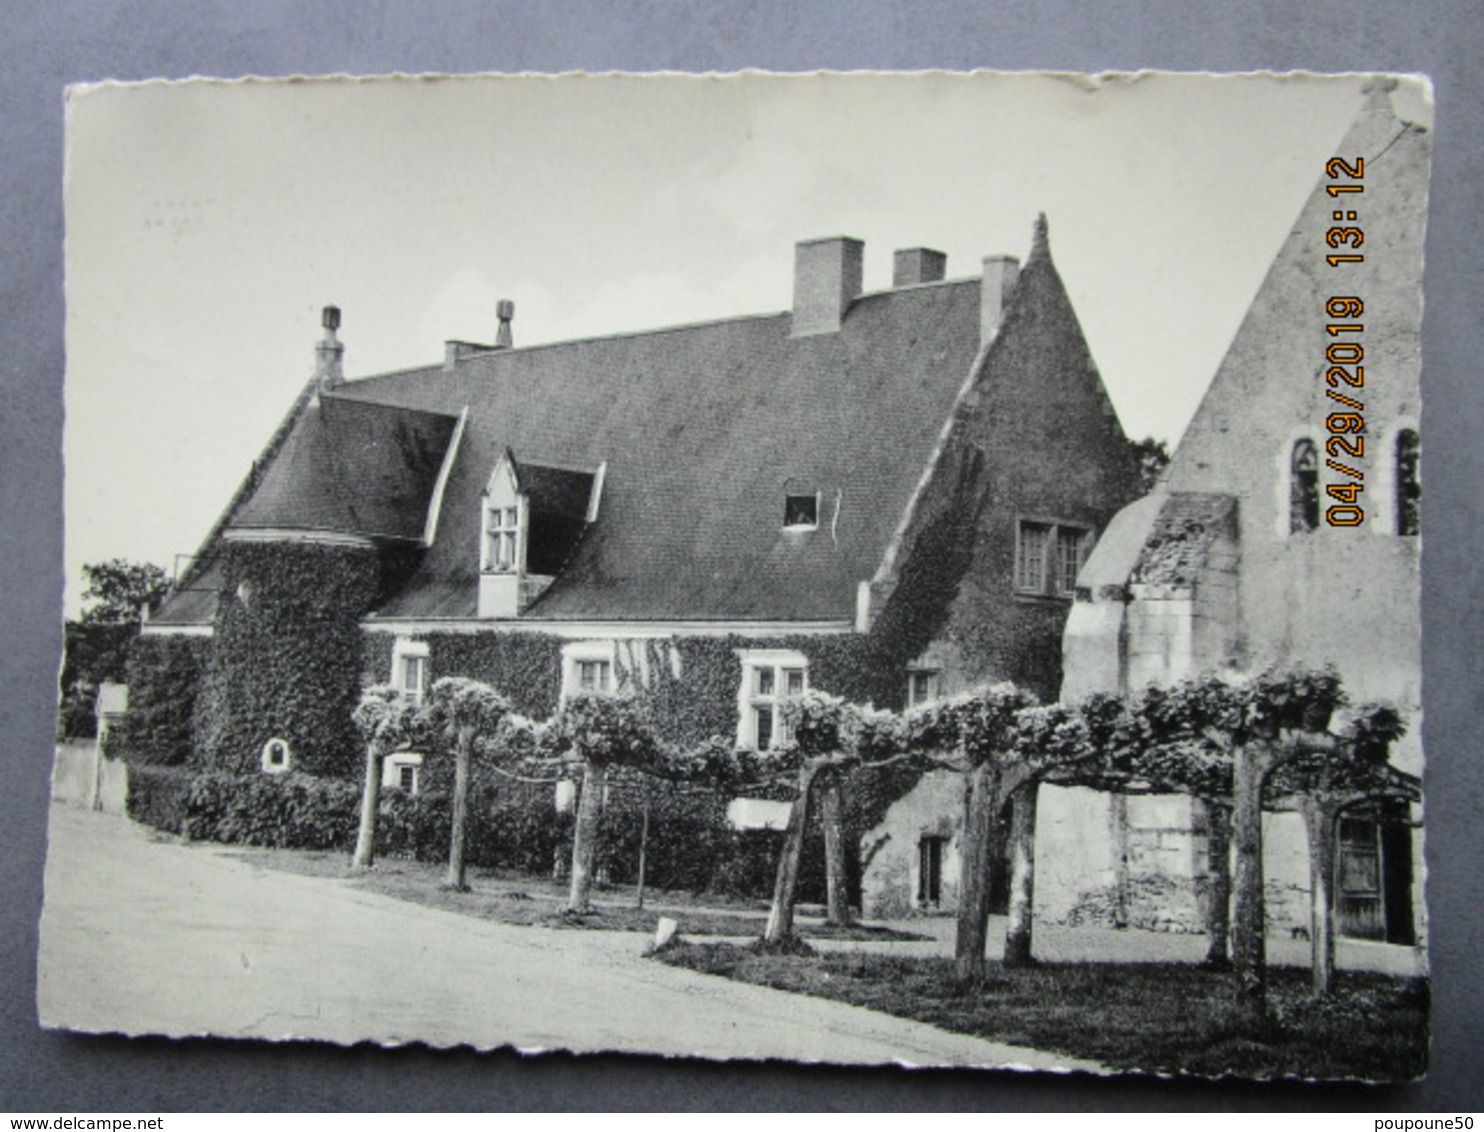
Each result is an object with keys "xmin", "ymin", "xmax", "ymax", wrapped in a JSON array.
[
  {"xmin": 1131, "ymin": 436, "xmax": 1172, "ymax": 496},
  {"xmin": 59, "ymin": 559, "xmax": 171, "ymax": 738},
  {"xmin": 80, "ymin": 559, "xmax": 170, "ymax": 624}
]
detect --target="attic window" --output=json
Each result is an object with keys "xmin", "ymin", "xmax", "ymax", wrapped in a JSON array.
[{"xmin": 784, "ymin": 493, "xmax": 819, "ymax": 530}]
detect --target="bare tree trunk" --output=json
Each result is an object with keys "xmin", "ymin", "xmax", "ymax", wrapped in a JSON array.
[
  {"xmin": 1231, "ymin": 743, "xmax": 1271, "ymax": 1025},
  {"xmin": 955, "ymin": 762, "xmax": 1000, "ymax": 983},
  {"xmin": 819, "ymin": 768, "xmax": 851, "ymax": 927},
  {"xmin": 1110, "ymin": 793, "xmax": 1131, "ymax": 928},
  {"xmin": 636, "ymin": 794, "xmax": 650, "ymax": 911},
  {"xmin": 351, "ymin": 743, "xmax": 383, "ymax": 870},
  {"xmin": 1003, "ymin": 781, "xmax": 1039, "ymax": 967},
  {"xmin": 1203, "ymin": 799, "xmax": 1233, "ymax": 969},
  {"xmin": 445, "ymin": 726, "xmax": 473, "ymax": 890},
  {"xmin": 765, "ymin": 763, "xmax": 820, "ymax": 944},
  {"xmin": 1303, "ymin": 795, "xmax": 1338, "ymax": 1000},
  {"xmin": 567, "ymin": 758, "xmax": 608, "ymax": 912}
]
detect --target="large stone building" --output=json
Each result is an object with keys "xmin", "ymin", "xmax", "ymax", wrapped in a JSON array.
[
  {"xmin": 862, "ymin": 84, "xmax": 1429, "ymax": 945},
  {"xmin": 136, "ymin": 223, "xmax": 1139, "ymax": 842}
]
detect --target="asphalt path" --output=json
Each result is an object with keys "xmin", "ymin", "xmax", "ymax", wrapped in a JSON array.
[{"xmin": 38, "ymin": 805, "xmax": 1103, "ymax": 1073}]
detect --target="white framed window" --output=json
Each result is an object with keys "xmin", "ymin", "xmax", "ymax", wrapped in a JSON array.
[
  {"xmin": 480, "ymin": 455, "xmax": 525, "ymax": 576},
  {"xmin": 382, "ymin": 752, "xmax": 424, "ymax": 795},
  {"xmin": 907, "ymin": 668, "xmax": 941, "ymax": 709},
  {"xmin": 561, "ymin": 640, "xmax": 618, "ymax": 702},
  {"xmin": 736, "ymin": 649, "xmax": 808, "ymax": 751},
  {"xmin": 484, "ymin": 501, "xmax": 520, "ymax": 572},
  {"xmin": 261, "ymin": 737, "xmax": 292, "ymax": 775},
  {"xmin": 391, "ymin": 638, "xmax": 430, "ymax": 705},
  {"xmin": 1015, "ymin": 518, "xmax": 1090, "ymax": 597},
  {"xmin": 783, "ymin": 492, "xmax": 820, "ymax": 530}
]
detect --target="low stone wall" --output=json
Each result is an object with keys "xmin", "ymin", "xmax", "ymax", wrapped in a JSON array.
[{"xmin": 51, "ymin": 742, "xmax": 128, "ymax": 814}]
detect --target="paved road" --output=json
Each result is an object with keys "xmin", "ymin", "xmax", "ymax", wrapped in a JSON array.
[{"xmin": 38, "ymin": 805, "xmax": 1102, "ymax": 1072}]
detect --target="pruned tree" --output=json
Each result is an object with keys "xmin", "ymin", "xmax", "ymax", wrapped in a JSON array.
[
  {"xmin": 548, "ymin": 692, "xmax": 663, "ymax": 913},
  {"xmin": 760, "ymin": 693, "xmax": 915, "ymax": 944},
  {"xmin": 349, "ymin": 686, "xmax": 423, "ymax": 871},
  {"xmin": 902, "ymin": 682, "xmax": 1038, "ymax": 982},
  {"xmin": 1116, "ymin": 680, "xmax": 1242, "ymax": 968},
  {"xmin": 997, "ymin": 702, "xmax": 1099, "ymax": 966},
  {"xmin": 424, "ymin": 676, "xmax": 512, "ymax": 891},
  {"xmin": 1268, "ymin": 704, "xmax": 1418, "ymax": 999}
]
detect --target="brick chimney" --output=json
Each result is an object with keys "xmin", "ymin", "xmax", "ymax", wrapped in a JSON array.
[
  {"xmin": 315, "ymin": 305, "xmax": 344, "ymax": 390},
  {"xmin": 892, "ymin": 247, "xmax": 947, "ymax": 287},
  {"xmin": 791, "ymin": 237, "xmax": 863, "ymax": 337},
  {"xmin": 980, "ymin": 256, "xmax": 1020, "ymax": 346}
]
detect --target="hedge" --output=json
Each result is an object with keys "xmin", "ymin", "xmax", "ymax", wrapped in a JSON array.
[{"xmin": 123, "ymin": 761, "xmax": 839, "ymax": 903}]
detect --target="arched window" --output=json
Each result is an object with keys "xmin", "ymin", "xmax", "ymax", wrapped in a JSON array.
[
  {"xmin": 1396, "ymin": 429, "xmax": 1420, "ymax": 536},
  {"xmin": 1289, "ymin": 439, "xmax": 1319, "ymax": 533}
]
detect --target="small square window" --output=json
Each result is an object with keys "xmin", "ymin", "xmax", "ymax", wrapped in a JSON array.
[
  {"xmin": 908, "ymin": 669, "xmax": 940, "ymax": 709},
  {"xmin": 577, "ymin": 659, "xmax": 611, "ymax": 692},
  {"xmin": 398, "ymin": 764, "xmax": 417, "ymax": 792},
  {"xmin": 784, "ymin": 668, "xmax": 805, "ymax": 696},
  {"xmin": 784, "ymin": 494, "xmax": 819, "ymax": 529},
  {"xmin": 755, "ymin": 667, "xmax": 775, "ymax": 696}
]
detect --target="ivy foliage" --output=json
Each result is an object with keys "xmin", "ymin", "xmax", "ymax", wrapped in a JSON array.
[
  {"xmin": 107, "ymin": 634, "xmax": 213, "ymax": 765},
  {"xmin": 57, "ymin": 621, "xmax": 138, "ymax": 740},
  {"xmin": 195, "ymin": 541, "xmax": 380, "ymax": 779}
]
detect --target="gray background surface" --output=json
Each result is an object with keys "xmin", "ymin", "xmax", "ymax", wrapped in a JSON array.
[{"xmin": 4, "ymin": 0, "xmax": 1480, "ymax": 1111}]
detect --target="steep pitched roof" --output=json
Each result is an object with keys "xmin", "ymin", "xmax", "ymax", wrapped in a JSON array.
[
  {"xmin": 1130, "ymin": 492, "xmax": 1237, "ymax": 588},
  {"xmin": 229, "ymin": 394, "xmax": 460, "ymax": 542},
  {"xmin": 157, "ymin": 233, "xmax": 1108, "ymax": 627},
  {"xmin": 512, "ymin": 458, "xmax": 598, "ymax": 522},
  {"xmin": 347, "ymin": 278, "xmax": 988, "ymax": 622}
]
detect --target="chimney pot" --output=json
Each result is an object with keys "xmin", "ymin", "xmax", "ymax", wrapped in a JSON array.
[
  {"xmin": 315, "ymin": 304, "xmax": 345, "ymax": 389},
  {"xmin": 980, "ymin": 256, "xmax": 1020, "ymax": 346},
  {"xmin": 791, "ymin": 237, "xmax": 864, "ymax": 337},
  {"xmin": 892, "ymin": 248, "xmax": 947, "ymax": 287},
  {"xmin": 495, "ymin": 299, "xmax": 515, "ymax": 349}
]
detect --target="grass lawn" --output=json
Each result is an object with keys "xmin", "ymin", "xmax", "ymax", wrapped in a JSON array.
[
  {"xmin": 219, "ymin": 842, "xmax": 926, "ymax": 942},
  {"xmin": 654, "ymin": 941, "xmax": 1429, "ymax": 1081}
]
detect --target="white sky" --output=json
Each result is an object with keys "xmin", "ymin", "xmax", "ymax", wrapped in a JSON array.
[{"xmin": 62, "ymin": 70, "xmax": 1432, "ymax": 616}]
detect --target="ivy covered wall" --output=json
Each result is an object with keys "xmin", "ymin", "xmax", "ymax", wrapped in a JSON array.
[
  {"xmin": 109, "ymin": 633, "xmax": 214, "ymax": 765},
  {"xmin": 194, "ymin": 541, "xmax": 380, "ymax": 778},
  {"xmin": 362, "ymin": 628, "xmax": 897, "ymax": 749}
]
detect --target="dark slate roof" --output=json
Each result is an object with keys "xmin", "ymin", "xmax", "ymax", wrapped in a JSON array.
[
  {"xmin": 341, "ymin": 278, "xmax": 986, "ymax": 622},
  {"xmin": 1130, "ymin": 492, "xmax": 1236, "ymax": 587},
  {"xmin": 515, "ymin": 459, "xmax": 597, "ymax": 521},
  {"xmin": 155, "ymin": 274, "xmax": 1006, "ymax": 625},
  {"xmin": 229, "ymin": 394, "xmax": 460, "ymax": 542},
  {"xmin": 149, "ymin": 558, "xmax": 225, "ymax": 625}
]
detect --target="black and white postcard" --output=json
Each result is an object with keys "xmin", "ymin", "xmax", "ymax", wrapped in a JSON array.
[{"xmin": 44, "ymin": 70, "xmax": 1432, "ymax": 1081}]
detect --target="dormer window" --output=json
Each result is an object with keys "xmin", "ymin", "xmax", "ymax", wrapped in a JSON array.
[
  {"xmin": 478, "ymin": 449, "xmax": 602, "ymax": 618},
  {"xmin": 784, "ymin": 493, "xmax": 819, "ymax": 530},
  {"xmin": 485, "ymin": 502, "xmax": 520, "ymax": 572}
]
